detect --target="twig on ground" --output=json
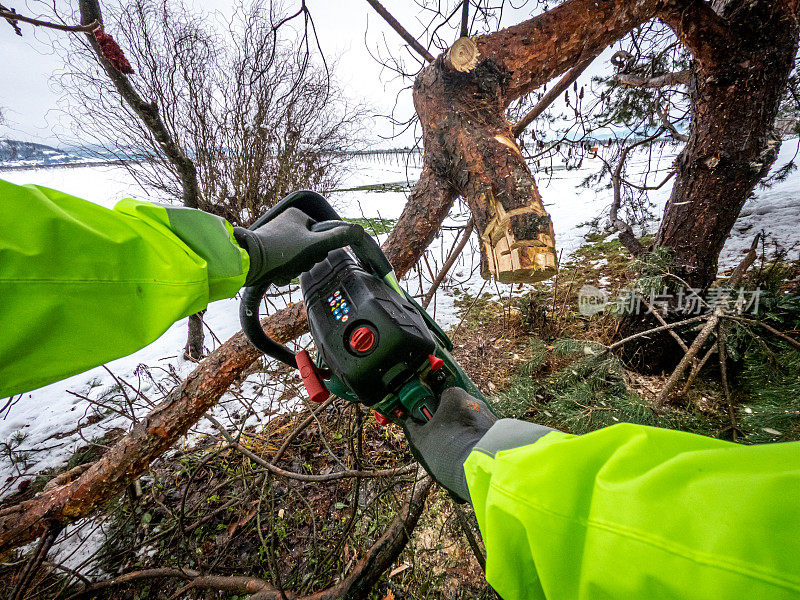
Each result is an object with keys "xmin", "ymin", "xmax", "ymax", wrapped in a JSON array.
[
  {"xmin": 605, "ymin": 314, "xmax": 708, "ymax": 353},
  {"xmin": 656, "ymin": 235, "xmax": 760, "ymax": 405},
  {"xmin": 723, "ymin": 315, "xmax": 800, "ymax": 350},
  {"xmin": 207, "ymin": 414, "xmax": 416, "ymax": 482},
  {"xmin": 717, "ymin": 324, "xmax": 738, "ymax": 441},
  {"xmin": 8, "ymin": 523, "xmax": 62, "ymax": 600}
]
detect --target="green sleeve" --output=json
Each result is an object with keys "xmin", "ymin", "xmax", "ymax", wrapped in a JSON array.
[
  {"xmin": 0, "ymin": 179, "xmax": 249, "ymax": 398},
  {"xmin": 464, "ymin": 422, "xmax": 800, "ymax": 600}
]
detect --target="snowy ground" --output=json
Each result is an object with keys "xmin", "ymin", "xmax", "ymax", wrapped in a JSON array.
[{"xmin": 2, "ymin": 141, "xmax": 799, "ymax": 498}]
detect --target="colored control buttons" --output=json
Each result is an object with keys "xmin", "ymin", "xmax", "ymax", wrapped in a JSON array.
[{"xmin": 328, "ymin": 290, "xmax": 352, "ymax": 324}]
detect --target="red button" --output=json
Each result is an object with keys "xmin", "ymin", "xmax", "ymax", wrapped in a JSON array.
[{"xmin": 349, "ymin": 326, "xmax": 375, "ymax": 353}]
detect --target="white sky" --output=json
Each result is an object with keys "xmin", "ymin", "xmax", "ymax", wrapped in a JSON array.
[{"xmin": 0, "ymin": 1, "xmax": 601, "ymax": 148}]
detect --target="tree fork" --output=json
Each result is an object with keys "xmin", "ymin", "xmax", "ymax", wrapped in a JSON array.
[{"xmin": 412, "ymin": 0, "xmax": 693, "ymax": 284}]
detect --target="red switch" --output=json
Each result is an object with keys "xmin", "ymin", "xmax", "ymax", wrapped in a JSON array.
[
  {"xmin": 428, "ymin": 354, "xmax": 444, "ymax": 371},
  {"xmin": 295, "ymin": 350, "xmax": 329, "ymax": 403},
  {"xmin": 373, "ymin": 410, "xmax": 391, "ymax": 427},
  {"xmin": 349, "ymin": 326, "xmax": 376, "ymax": 353}
]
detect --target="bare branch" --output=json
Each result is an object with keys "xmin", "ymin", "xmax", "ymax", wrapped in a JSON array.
[
  {"xmin": 364, "ymin": 0, "xmax": 435, "ymax": 63},
  {"xmin": 512, "ymin": 50, "xmax": 599, "ymax": 138},
  {"xmin": 0, "ymin": 6, "xmax": 99, "ymax": 34},
  {"xmin": 607, "ymin": 131, "xmax": 666, "ymax": 256},
  {"xmin": 656, "ymin": 94, "xmax": 689, "ymax": 142},
  {"xmin": 615, "ymin": 69, "xmax": 690, "ymax": 88},
  {"xmin": 207, "ymin": 413, "xmax": 417, "ymax": 482},
  {"xmin": 422, "ymin": 218, "xmax": 474, "ymax": 309}
]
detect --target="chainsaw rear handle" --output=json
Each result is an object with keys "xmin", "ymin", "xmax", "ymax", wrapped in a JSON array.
[{"xmin": 239, "ymin": 190, "xmax": 392, "ymax": 368}]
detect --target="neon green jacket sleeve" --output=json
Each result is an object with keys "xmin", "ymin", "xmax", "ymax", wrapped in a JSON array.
[
  {"xmin": 465, "ymin": 422, "xmax": 800, "ymax": 600},
  {"xmin": 0, "ymin": 179, "xmax": 249, "ymax": 398}
]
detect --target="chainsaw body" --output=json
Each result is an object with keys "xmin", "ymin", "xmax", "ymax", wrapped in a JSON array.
[
  {"xmin": 240, "ymin": 190, "xmax": 484, "ymax": 425},
  {"xmin": 301, "ymin": 248, "xmax": 484, "ymax": 424}
]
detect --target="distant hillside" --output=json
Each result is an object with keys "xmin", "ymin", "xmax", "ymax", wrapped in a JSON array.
[{"xmin": 0, "ymin": 139, "xmax": 90, "ymax": 169}]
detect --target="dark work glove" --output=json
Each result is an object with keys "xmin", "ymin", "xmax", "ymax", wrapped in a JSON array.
[
  {"xmin": 404, "ymin": 388, "xmax": 557, "ymax": 504},
  {"xmin": 233, "ymin": 208, "xmax": 364, "ymax": 287},
  {"xmin": 404, "ymin": 387, "xmax": 498, "ymax": 503}
]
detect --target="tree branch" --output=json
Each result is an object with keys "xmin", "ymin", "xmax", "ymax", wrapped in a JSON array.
[
  {"xmin": 512, "ymin": 50, "xmax": 599, "ymax": 138},
  {"xmin": 78, "ymin": 0, "xmax": 201, "ymax": 209},
  {"xmin": 608, "ymin": 132, "xmax": 665, "ymax": 256},
  {"xmin": 364, "ymin": 0, "xmax": 435, "ymax": 63},
  {"xmin": 615, "ymin": 69, "xmax": 690, "ymax": 88},
  {"xmin": 472, "ymin": 0, "xmax": 671, "ymax": 104},
  {"xmin": 422, "ymin": 218, "xmax": 474, "ymax": 309},
  {"xmin": 656, "ymin": 93, "xmax": 689, "ymax": 142},
  {"xmin": 0, "ymin": 7, "xmax": 99, "ymax": 33}
]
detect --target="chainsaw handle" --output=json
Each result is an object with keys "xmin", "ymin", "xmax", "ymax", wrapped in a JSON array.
[
  {"xmin": 249, "ymin": 190, "xmax": 392, "ymax": 278},
  {"xmin": 310, "ymin": 221, "xmax": 393, "ymax": 279},
  {"xmin": 239, "ymin": 190, "xmax": 393, "ymax": 368},
  {"xmin": 239, "ymin": 281, "xmax": 297, "ymax": 367}
]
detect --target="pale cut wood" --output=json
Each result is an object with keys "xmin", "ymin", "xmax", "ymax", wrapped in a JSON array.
[{"xmin": 447, "ymin": 36, "xmax": 479, "ymax": 72}]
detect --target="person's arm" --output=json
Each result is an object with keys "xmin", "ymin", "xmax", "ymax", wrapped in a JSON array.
[
  {"xmin": 406, "ymin": 389, "xmax": 800, "ymax": 600},
  {"xmin": 0, "ymin": 180, "xmax": 360, "ymax": 398}
]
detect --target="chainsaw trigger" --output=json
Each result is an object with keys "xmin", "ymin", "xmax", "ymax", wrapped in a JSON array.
[
  {"xmin": 373, "ymin": 410, "xmax": 392, "ymax": 427},
  {"xmin": 296, "ymin": 350, "xmax": 330, "ymax": 403}
]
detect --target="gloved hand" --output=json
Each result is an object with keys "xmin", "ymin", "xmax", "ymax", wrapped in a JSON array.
[
  {"xmin": 233, "ymin": 208, "xmax": 364, "ymax": 287},
  {"xmin": 404, "ymin": 388, "xmax": 557, "ymax": 503},
  {"xmin": 403, "ymin": 387, "xmax": 498, "ymax": 503}
]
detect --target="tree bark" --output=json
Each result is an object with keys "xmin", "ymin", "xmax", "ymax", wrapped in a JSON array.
[
  {"xmin": 184, "ymin": 310, "xmax": 206, "ymax": 360},
  {"xmin": 656, "ymin": 0, "xmax": 799, "ymax": 287}
]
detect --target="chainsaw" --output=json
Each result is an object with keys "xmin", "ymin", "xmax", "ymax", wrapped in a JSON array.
[{"xmin": 239, "ymin": 190, "xmax": 484, "ymax": 425}]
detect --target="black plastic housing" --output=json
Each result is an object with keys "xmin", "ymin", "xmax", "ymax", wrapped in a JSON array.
[{"xmin": 300, "ymin": 249, "xmax": 436, "ymax": 405}]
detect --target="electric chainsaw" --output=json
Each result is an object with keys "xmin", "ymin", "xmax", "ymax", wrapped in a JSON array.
[{"xmin": 239, "ymin": 190, "xmax": 484, "ymax": 425}]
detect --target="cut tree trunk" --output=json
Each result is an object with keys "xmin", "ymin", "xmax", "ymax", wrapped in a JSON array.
[
  {"xmin": 185, "ymin": 310, "xmax": 206, "ymax": 360},
  {"xmin": 412, "ymin": 0, "xmax": 691, "ymax": 283}
]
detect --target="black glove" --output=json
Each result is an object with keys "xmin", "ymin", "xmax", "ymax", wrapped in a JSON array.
[
  {"xmin": 403, "ymin": 387, "xmax": 498, "ymax": 503},
  {"xmin": 404, "ymin": 388, "xmax": 557, "ymax": 504},
  {"xmin": 233, "ymin": 208, "xmax": 364, "ymax": 287}
]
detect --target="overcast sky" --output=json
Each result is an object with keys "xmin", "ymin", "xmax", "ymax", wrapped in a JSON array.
[{"xmin": 0, "ymin": 1, "xmax": 588, "ymax": 148}]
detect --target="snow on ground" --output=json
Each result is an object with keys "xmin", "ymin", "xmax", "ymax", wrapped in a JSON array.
[{"xmin": 2, "ymin": 140, "xmax": 799, "ymax": 497}]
